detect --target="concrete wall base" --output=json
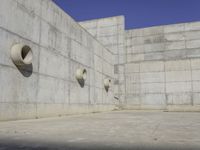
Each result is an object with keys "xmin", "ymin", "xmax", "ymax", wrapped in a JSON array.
[
  {"xmin": 122, "ymin": 104, "xmax": 200, "ymax": 112},
  {"xmin": 0, "ymin": 104, "xmax": 115, "ymax": 121}
]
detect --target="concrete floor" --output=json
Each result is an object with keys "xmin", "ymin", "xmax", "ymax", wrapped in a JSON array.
[{"xmin": 0, "ymin": 111, "xmax": 200, "ymax": 150}]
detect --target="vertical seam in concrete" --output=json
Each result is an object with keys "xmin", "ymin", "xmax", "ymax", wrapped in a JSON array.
[
  {"xmin": 164, "ymin": 60, "xmax": 167, "ymax": 109},
  {"xmin": 117, "ymin": 24, "xmax": 120, "ymax": 104},
  {"xmin": 68, "ymin": 38, "xmax": 71, "ymax": 105},
  {"xmin": 35, "ymin": 0, "xmax": 43, "ymax": 118},
  {"xmin": 163, "ymin": 27, "xmax": 168, "ymax": 110},
  {"xmin": 123, "ymin": 23, "xmax": 126, "ymax": 105},
  {"xmin": 102, "ymin": 47, "xmax": 104, "ymax": 105},
  {"xmin": 190, "ymin": 59, "xmax": 194, "ymax": 106},
  {"xmin": 139, "ymin": 62, "xmax": 141, "ymax": 109}
]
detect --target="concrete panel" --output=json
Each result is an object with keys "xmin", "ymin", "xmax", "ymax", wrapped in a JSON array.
[
  {"xmin": 127, "ymin": 54, "xmax": 144, "ymax": 62},
  {"xmin": 39, "ymin": 48, "xmax": 69, "ymax": 80},
  {"xmin": 118, "ymin": 55, "xmax": 126, "ymax": 64},
  {"xmin": 140, "ymin": 72, "xmax": 165, "ymax": 83},
  {"xmin": 164, "ymin": 49, "xmax": 187, "ymax": 60},
  {"xmin": 191, "ymin": 59, "xmax": 200, "ymax": 70},
  {"xmin": 40, "ymin": 21, "xmax": 70, "ymax": 58},
  {"xmin": 0, "ymin": 103, "xmax": 37, "ymax": 121},
  {"xmin": 118, "ymin": 65, "xmax": 125, "ymax": 74},
  {"xmin": 126, "ymin": 94, "xmax": 141, "ymax": 105},
  {"xmin": 192, "ymin": 81, "xmax": 200, "ymax": 92},
  {"xmin": 166, "ymin": 82, "xmax": 192, "ymax": 93},
  {"xmin": 37, "ymin": 75, "xmax": 66, "ymax": 104},
  {"xmin": 0, "ymin": 66, "xmax": 38, "ymax": 103},
  {"xmin": 70, "ymin": 82, "xmax": 89, "ymax": 104},
  {"xmin": 125, "ymin": 63, "xmax": 140, "ymax": 73},
  {"xmin": 131, "ymin": 37, "xmax": 144, "ymax": 45},
  {"xmin": 165, "ymin": 33, "xmax": 185, "ymax": 41},
  {"xmin": 144, "ymin": 35, "xmax": 165, "ymax": 44},
  {"xmin": 186, "ymin": 49, "xmax": 200, "ymax": 59},
  {"xmin": 143, "ymin": 26, "xmax": 163, "ymax": 36},
  {"xmin": 167, "ymin": 93, "xmax": 192, "ymax": 105},
  {"xmin": 126, "ymin": 83, "xmax": 140, "ymax": 94},
  {"xmin": 103, "ymin": 88, "xmax": 114, "ymax": 104},
  {"xmin": 94, "ymin": 55, "xmax": 103, "ymax": 73},
  {"xmin": 127, "ymin": 45, "xmax": 144, "ymax": 54},
  {"xmin": 166, "ymin": 71, "xmax": 191, "ymax": 82},
  {"xmin": 95, "ymin": 88, "xmax": 103, "ymax": 104},
  {"xmin": 71, "ymin": 40, "xmax": 91, "ymax": 67},
  {"xmin": 94, "ymin": 71, "xmax": 103, "ymax": 88},
  {"xmin": 125, "ymin": 73, "xmax": 140, "ymax": 84},
  {"xmin": 144, "ymin": 43, "xmax": 165, "ymax": 53},
  {"xmin": 165, "ymin": 41, "xmax": 185, "ymax": 50},
  {"xmin": 164, "ymin": 23, "xmax": 185, "ymax": 33},
  {"xmin": 193, "ymin": 93, "xmax": 200, "ymax": 105},
  {"xmin": 126, "ymin": 29, "xmax": 143, "ymax": 37},
  {"xmin": 144, "ymin": 51, "xmax": 164, "ymax": 61},
  {"xmin": 140, "ymin": 83, "xmax": 165, "ymax": 94},
  {"xmin": 103, "ymin": 49, "xmax": 113, "ymax": 65},
  {"xmin": 103, "ymin": 61, "xmax": 113, "ymax": 77},
  {"xmin": 185, "ymin": 31, "xmax": 200, "ymax": 40},
  {"xmin": 141, "ymin": 94, "xmax": 166, "ymax": 106},
  {"xmin": 186, "ymin": 40, "xmax": 200, "ymax": 49},
  {"xmin": 0, "ymin": 0, "xmax": 41, "ymax": 43},
  {"xmin": 140, "ymin": 61, "xmax": 164, "ymax": 72},
  {"xmin": 165, "ymin": 60, "xmax": 191, "ymax": 71},
  {"xmin": 192, "ymin": 70, "xmax": 200, "ymax": 81}
]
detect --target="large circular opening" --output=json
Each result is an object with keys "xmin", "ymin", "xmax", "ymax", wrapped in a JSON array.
[
  {"xmin": 21, "ymin": 45, "xmax": 33, "ymax": 65},
  {"xmin": 11, "ymin": 44, "xmax": 33, "ymax": 65}
]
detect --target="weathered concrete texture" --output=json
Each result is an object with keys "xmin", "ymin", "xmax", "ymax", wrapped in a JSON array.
[
  {"xmin": 0, "ymin": 111, "xmax": 200, "ymax": 150},
  {"xmin": 1, "ymin": 0, "xmax": 200, "ymax": 121},
  {"xmin": 125, "ymin": 22, "xmax": 200, "ymax": 111},
  {"xmin": 80, "ymin": 16, "xmax": 126, "ymax": 104},
  {"xmin": 0, "ymin": 0, "xmax": 115, "ymax": 121}
]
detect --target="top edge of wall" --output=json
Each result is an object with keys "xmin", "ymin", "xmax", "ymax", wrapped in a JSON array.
[
  {"xmin": 78, "ymin": 15, "xmax": 125, "ymax": 23},
  {"xmin": 126, "ymin": 20, "xmax": 200, "ymax": 32}
]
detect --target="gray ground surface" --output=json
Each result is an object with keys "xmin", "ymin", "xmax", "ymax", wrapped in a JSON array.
[{"xmin": 0, "ymin": 111, "xmax": 200, "ymax": 150}]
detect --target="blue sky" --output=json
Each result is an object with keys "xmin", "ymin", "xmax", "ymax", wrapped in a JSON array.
[{"xmin": 53, "ymin": 0, "xmax": 200, "ymax": 29}]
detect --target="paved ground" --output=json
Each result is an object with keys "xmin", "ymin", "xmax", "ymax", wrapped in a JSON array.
[{"xmin": 0, "ymin": 111, "xmax": 200, "ymax": 150}]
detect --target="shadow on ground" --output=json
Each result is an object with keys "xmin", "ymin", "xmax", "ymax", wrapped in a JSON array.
[{"xmin": 0, "ymin": 140, "xmax": 199, "ymax": 150}]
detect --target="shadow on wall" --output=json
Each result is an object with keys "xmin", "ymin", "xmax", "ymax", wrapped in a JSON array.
[{"xmin": 15, "ymin": 64, "xmax": 33, "ymax": 77}]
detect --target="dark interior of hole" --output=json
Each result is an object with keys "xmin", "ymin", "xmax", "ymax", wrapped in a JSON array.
[
  {"xmin": 83, "ymin": 69, "xmax": 87, "ymax": 74},
  {"xmin": 21, "ymin": 46, "xmax": 30, "ymax": 60}
]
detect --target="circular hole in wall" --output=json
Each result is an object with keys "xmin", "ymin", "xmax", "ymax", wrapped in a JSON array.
[
  {"xmin": 11, "ymin": 44, "xmax": 33, "ymax": 65},
  {"xmin": 11, "ymin": 44, "xmax": 33, "ymax": 77},
  {"xmin": 104, "ymin": 78, "xmax": 111, "ymax": 92},
  {"xmin": 76, "ymin": 68, "xmax": 87, "ymax": 88}
]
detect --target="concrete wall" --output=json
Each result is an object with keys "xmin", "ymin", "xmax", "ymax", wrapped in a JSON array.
[
  {"xmin": 79, "ymin": 16, "xmax": 126, "ymax": 105},
  {"xmin": 0, "ymin": 0, "xmax": 115, "ymax": 121},
  {"xmin": 1, "ymin": 0, "xmax": 200, "ymax": 121},
  {"xmin": 125, "ymin": 22, "xmax": 200, "ymax": 111}
]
